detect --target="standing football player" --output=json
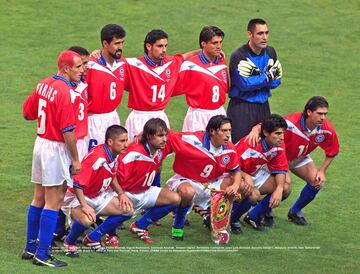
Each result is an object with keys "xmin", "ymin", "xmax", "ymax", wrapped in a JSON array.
[
  {"xmin": 86, "ymin": 24, "xmax": 127, "ymax": 150},
  {"xmin": 22, "ymin": 50, "xmax": 82, "ymax": 267},
  {"xmin": 227, "ymin": 18, "xmax": 283, "ymax": 144},
  {"xmin": 174, "ymin": 26, "xmax": 229, "ymax": 132}
]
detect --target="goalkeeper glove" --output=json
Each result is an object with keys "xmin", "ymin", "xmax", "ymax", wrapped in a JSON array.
[
  {"xmin": 238, "ymin": 58, "xmax": 260, "ymax": 77},
  {"xmin": 265, "ymin": 59, "xmax": 282, "ymax": 81}
]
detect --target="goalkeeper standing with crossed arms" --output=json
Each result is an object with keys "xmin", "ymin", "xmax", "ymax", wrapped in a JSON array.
[{"xmin": 227, "ymin": 18, "xmax": 283, "ymax": 144}]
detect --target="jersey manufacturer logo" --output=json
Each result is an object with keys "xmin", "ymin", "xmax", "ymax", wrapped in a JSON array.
[
  {"xmin": 315, "ymin": 134, "xmax": 325, "ymax": 143},
  {"xmin": 165, "ymin": 68, "xmax": 171, "ymax": 79},
  {"xmin": 119, "ymin": 67, "xmax": 124, "ymax": 77},
  {"xmin": 221, "ymin": 155, "xmax": 230, "ymax": 165}
]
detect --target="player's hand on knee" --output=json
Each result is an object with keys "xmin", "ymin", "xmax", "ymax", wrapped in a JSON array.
[
  {"xmin": 81, "ymin": 204, "xmax": 96, "ymax": 224},
  {"xmin": 118, "ymin": 193, "xmax": 134, "ymax": 215},
  {"xmin": 269, "ymin": 189, "xmax": 283, "ymax": 208}
]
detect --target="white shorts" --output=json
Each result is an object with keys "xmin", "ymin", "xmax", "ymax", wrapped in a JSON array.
[
  {"xmin": 252, "ymin": 169, "xmax": 271, "ymax": 189},
  {"xmin": 61, "ymin": 189, "xmax": 117, "ymax": 217},
  {"xmin": 31, "ymin": 137, "xmax": 72, "ymax": 187},
  {"xmin": 125, "ymin": 187, "xmax": 162, "ymax": 215},
  {"xmin": 76, "ymin": 137, "xmax": 88, "ymax": 161},
  {"xmin": 182, "ymin": 106, "xmax": 226, "ymax": 132},
  {"xmin": 125, "ymin": 110, "xmax": 170, "ymax": 140},
  {"xmin": 87, "ymin": 111, "xmax": 120, "ymax": 149},
  {"xmin": 289, "ymin": 155, "xmax": 313, "ymax": 169},
  {"xmin": 166, "ymin": 174, "xmax": 224, "ymax": 210}
]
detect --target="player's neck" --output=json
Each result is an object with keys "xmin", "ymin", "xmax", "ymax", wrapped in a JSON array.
[
  {"xmin": 202, "ymin": 51, "xmax": 217, "ymax": 63},
  {"xmin": 248, "ymin": 42, "xmax": 262, "ymax": 55},
  {"xmin": 57, "ymin": 71, "xmax": 70, "ymax": 82},
  {"xmin": 305, "ymin": 119, "xmax": 316, "ymax": 131},
  {"xmin": 102, "ymin": 50, "xmax": 116, "ymax": 66}
]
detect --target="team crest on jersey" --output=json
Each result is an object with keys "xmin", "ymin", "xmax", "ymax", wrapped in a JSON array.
[
  {"xmin": 166, "ymin": 68, "xmax": 171, "ymax": 79},
  {"xmin": 270, "ymin": 152, "xmax": 277, "ymax": 160},
  {"xmin": 315, "ymin": 134, "xmax": 325, "ymax": 143},
  {"xmin": 119, "ymin": 67, "xmax": 124, "ymax": 77},
  {"xmin": 221, "ymin": 70, "xmax": 227, "ymax": 81},
  {"xmin": 221, "ymin": 155, "xmax": 230, "ymax": 165},
  {"xmin": 157, "ymin": 151, "xmax": 163, "ymax": 161}
]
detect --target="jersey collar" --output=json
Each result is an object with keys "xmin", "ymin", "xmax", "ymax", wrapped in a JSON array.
[
  {"xmin": 52, "ymin": 74, "xmax": 72, "ymax": 87},
  {"xmin": 301, "ymin": 115, "xmax": 322, "ymax": 134},
  {"xmin": 246, "ymin": 42, "xmax": 265, "ymax": 56},
  {"xmin": 202, "ymin": 132, "xmax": 225, "ymax": 154},
  {"xmin": 98, "ymin": 54, "xmax": 119, "ymax": 67},
  {"xmin": 261, "ymin": 139, "xmax": 272, "ymax": 152},
  {"xmin": 103, "ymin": 144, "xmax": 116, "ymax": 162},
  {"xmin": 144, "ymin": 54, "xmax": 163, "ymax": 67},
  {"xmin": 199, "ymin": 51, "xmax": 219, "ymax": 65}
]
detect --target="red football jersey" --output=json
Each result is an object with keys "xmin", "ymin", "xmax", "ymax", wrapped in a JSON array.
[
  {"xmin": 71, "ymin": 81, "xmax": 88, "ymax": 139},
  {"xmin": 167, "ymin": 130, "xmax": 239, "ymax": 183},
  {"xmin": 23, "ymin": 75, "xmax": 76, "ymax": 142},
  {"xmin": 235, "ymin": 138, "xmax": 288, "ymax": 176},
  {"xmin": 117, "ymin": 143, "xmax": 172, "ymax": 193},
  {"xmin": 174, "ymin": 53, "xmax": 229, "ymax": 109},
  {"xmin": 284, "ymin": 112, "xmax": 339, "ymax": 161},
  {"xmin": 85, "ymin": 56, "xmax": 127, "ymax": 114},
  {"xmin": 70, "ymin": 144, "xmax": 118, "ymax": 198},
  {"xmin": 125, "ymin": 54, "xmax": 183, "ymax": 111}
]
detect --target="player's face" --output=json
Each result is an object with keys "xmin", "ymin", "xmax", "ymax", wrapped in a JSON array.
[
  {"xmin": 202, "ymin": 35, "xmax": 223, "ymax": 58},
  {"xmin": 306, "ymin": 107, "xmax": 328, "ymax": 128},
  {"xmin": 110, "ymin": 133, "xmax": 129, "ymax": 155},
  {"xmin": 248, "ymin": 24, "xmax": 269, "ymax": 52},
  {"xmin": 211, "ymin": 122, "xmax": 232, "ymax": 147},
  {"xmin": 68, "ymin": 56, "xmax": 84, "ymax": 83},
  {"xmin": 264, "ymin": 128, "xmax": 285, "ymax": 147},
  {"xmin": 147, "ymin": 39, "xmax": 168, "ymax": 63},
  {"xmin": 81, "ymin": 55, "xmax": 90, "ymax": 76},
  {"xmin": 104, "ymin": 37, "xmax": 125, "ymax": 60},
  {"xmin": 148, "ymin": 130, "xmax": 168, "ymax": 150}
]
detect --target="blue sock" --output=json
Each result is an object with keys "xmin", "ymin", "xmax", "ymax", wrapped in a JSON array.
[
  {"xmin": 151, "ymin": 172, "xmax": 161, "ymax": 187},
  {"xmin": 65, "ymin": 221, "xmax": 89, "ymax": 245},
  {"xmin": 35, "ymin": 209, "xmax": 58, "ymax": 260},
  {"xmin": 136, "ymin": 205, "xmax": 176, "ymax": 229},
  {"xmin": 248, "ymin": 195, "xmax": 271, "ymax": 220},
  {"xmin": 265, "ymin": 193, "xmax": 290, "ymax": 215},
  {"xmin": 173, "ymin": 206, "xmax": 191, "ymax": 229},
  {"xmin": 54, "ymin": 210, "xmax": 66, "ymax": 237},
  {"xmin": 88, "ymin": 215, "xmax": 132, "ymax": 242},
  {"xmin": 25, "ymin": 205, "xmax": 43, "ymax": 253},
  {"xmin": 290, "ymin": 183, "xmax": 319, "ymax": 214},
  {"xmin": 231, "ymin": 199, "xmax": 254, "ymax": 223}
]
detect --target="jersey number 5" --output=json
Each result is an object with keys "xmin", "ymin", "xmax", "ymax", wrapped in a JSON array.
[{"xmin": 37, "ymin": 98, "xmax": 47, "ymax": 134}]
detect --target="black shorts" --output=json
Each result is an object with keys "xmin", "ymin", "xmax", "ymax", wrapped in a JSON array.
[{"xmin": 227, "ymin": 99, "xmax": 271, "ymax": 144}]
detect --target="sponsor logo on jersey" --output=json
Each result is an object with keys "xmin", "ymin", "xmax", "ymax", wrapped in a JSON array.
[
  {"xmin": 166, "ymin": 68, "xmax": 171, "ymax": 79},
  {"xmin": 221, "ymin": 155, "xmax": 230, "ymax": 165},
  {"xmin": 315, "ymin": 134, "xmax": 325, "ymax": 143}
]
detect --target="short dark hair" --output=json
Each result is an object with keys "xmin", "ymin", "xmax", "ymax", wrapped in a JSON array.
[
  {"xmin": 199, "ymin": 26, "xmax": 224, "ymax": 48},
  {"xmin": 68, "ymin": 46, "xmax": 89, "ymax": 56},
  {"xmin": 206, "ymin": 115, "xmax": 232, "ymax": 134},
  {"xmin": 105, "ymin": 125, "xmax": 127, "ymax": 144},
  {"xmin": 144, "ymin": 29, "xmax": 168, "ymax": 54},
  {"xmin": 140, "ymin": 118, "xmax": 168, "ymax": 145},
  {"xmin": 247, "ymin": 18, "xmax": 267, "ymax": 33},
  {"xmin": 260, "ymin": 114, "xmax": 288, "ymax": 138},
  {"xmin": 303, "ymin": 96, "xmax": 329, "ymax": 118},
  {"xmin": 101, "ymin": 24, "xmax": 126, "ymax": 46}
]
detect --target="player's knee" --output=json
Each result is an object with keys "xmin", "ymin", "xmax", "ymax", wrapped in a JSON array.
[
  {"xmin": 177, "ymin": 185, "xmax": 195, "ymax": 201},
  {"xmin": 80, "ymin": 216, "xmax": 93, "ymax": 227},
  {"xmin": 171, "ymin": 193, "xmax": 182, "ymax": 205},
  {"xmin": 248, "ymin": 188, "xmax": 260, "ymax": 203},
  {"xmin": 283, "ymin": 181, "xmax": 292, "ymax": 198}
]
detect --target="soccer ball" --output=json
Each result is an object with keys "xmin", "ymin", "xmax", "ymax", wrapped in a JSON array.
[{"xmin": 211, "ymin": 230, "xmax": 229, "ymax": 244}]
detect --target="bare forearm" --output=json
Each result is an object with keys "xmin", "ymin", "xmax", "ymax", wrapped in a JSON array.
[
  {"xmin": 74, "ymin": 187, "xmax": 88, "ymax": 207},
  {"xmin": 63, "ymin": 131, "xmax": 79, "ymax": 162},
  {"xmin": 182, "ymin": 49, "xmax": 200, "ymax": 60},
  {"xmin": 319, "ymin": 156, "xmax": 335, "ymax": 172}
]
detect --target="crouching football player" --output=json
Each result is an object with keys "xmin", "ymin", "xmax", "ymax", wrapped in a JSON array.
[
  {"xmin": 62, "ymin": 125, "xmax": 133, "ymax": 257},
  {"xmin": 231, "ymin": 114, "xmax": 291, "ymax": 232}
]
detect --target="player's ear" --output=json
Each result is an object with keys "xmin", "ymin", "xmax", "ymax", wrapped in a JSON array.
[
  {"xmin": 201, "ymin": 41, "xmax": 206, "ymax": 49},
  {"xmin": 145, "ymin": 43, "xmax": 152, "ymax": 52},
  {"xmin": 247, "ymin": 31, "xmax": 252, "ymax": 40}
]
